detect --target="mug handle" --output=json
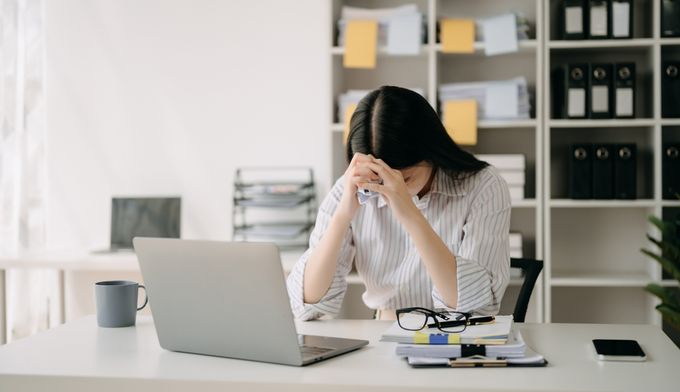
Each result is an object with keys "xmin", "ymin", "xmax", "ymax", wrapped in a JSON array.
[{"xmin": 137, "ymin": 285, "xmax": 149, "ymax": 311}]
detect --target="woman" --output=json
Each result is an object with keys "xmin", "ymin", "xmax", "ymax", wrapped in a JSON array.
[{"xmin": 287, "ymin": 86, "xmax": 511, "ymax": 321}]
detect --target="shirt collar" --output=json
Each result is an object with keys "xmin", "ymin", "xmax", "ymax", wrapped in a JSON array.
[{"xmin": 376, "ymin": 168, "xmax": 467, "ymax": 209}]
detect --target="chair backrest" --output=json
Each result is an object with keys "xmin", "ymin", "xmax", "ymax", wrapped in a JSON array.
[{"xmin": 510, "ymin": 258, "xmax": 543, "ymax": 323}]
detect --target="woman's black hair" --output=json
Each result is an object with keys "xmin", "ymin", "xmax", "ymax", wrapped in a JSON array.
[{"xmin": 346, "ymin": 85, "xmax": 488, "ymax": 182}]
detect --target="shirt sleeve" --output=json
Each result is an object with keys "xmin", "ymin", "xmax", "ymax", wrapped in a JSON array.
[
  {"xmin": 286, "ymin": 178, "xmax": 356, "ymax": 321},
  {"xmin": 432, "ymin": 169, "xmax": 511, "ymax": 314}
]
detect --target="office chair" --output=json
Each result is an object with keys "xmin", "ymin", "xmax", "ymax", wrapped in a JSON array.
[{"xmin": 510, "ymin": 258, "xmax": 543, "ymax": 323}]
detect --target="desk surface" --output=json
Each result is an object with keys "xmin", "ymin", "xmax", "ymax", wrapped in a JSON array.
[{"xmin": 0, "ymin": 316, "xmax": 677, "ymax": 392}]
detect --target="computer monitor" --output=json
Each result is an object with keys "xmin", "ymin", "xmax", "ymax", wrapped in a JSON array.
[{"xmin": 110, "ymin": 197, "xmax": 181, "ymax": 250}]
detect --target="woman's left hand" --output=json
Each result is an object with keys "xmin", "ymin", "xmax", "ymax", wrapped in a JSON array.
[{"xmin": 357, "ymin": 158, "xmax": 419, "ymax": 222}]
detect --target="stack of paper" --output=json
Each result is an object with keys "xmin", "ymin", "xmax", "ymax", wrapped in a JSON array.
[
  {"xmin": 337, "ymin": 4, "xmax": 425, "ymax": 55},
  {"xmin": 396, "ymin": 326, "xmax": 526, "ymax": 358},
  {"xmin": 380, "ymin": 315, "xmax": 513, "ymax": 345},
  {"xmin": 439, "ymin": 77, "xmax": 531, "ymax": 121},
  {"xmin": 338, "ymin": 88, "xmax": 425, "ymax": 123},
  {"xmin": 382, "ymin": 316, "xmax": 547, "ymax": 368},
  {"xmin": 476, "ymin": 154, "xmax": 526, "ymax": 200},
  {"xmin": 509, "ymin": 232, "xmax": 523, "ymax": 259}
]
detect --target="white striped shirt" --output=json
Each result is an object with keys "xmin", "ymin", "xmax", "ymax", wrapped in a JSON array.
[{"xmin": 286, "ymin": 166, "xmax": 511, "ymax": 321}]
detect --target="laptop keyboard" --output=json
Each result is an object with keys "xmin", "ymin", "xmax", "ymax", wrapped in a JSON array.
[{"xmin": 300, "ymin": 345, "xmax": 334, "ymax": 356}]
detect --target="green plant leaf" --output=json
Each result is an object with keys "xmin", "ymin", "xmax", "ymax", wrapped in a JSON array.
[
  {"xmin": 656, "ymin": 304, "xmax": 680, "ymax": 331},
  {"xmin": 645, "ymin": 284, "xmax": 680, "ymax": 308},
  {"xmin": 648, "ymin": 215, "xmax": 667, "ymax": 232},
  {"xmin": 641, "ymin": 249, "xmax": 680, "ymax": 281}
]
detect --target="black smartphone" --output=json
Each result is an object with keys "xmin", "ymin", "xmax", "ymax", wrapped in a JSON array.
[{"xmin": 592, "ymin": 339, "xmax": 646, "ymax": 362}]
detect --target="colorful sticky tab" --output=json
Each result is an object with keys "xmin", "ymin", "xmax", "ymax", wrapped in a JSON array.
[
  {"xmin": 344, "ymin": 20, "xmax": 378, "ymax": 69},
  {"xmin": 440, "ymin": 19, "xmax": 475, "ymax": 54},
  {"xmin": 413, "ymin": 331, "xmax": 430, "ymax": 344},
  {"xmin": 443, "ymin": 100, "xmax": 478, "ymax": 146},
  {"xmin": 343, "ymin": 103, "xmax": 358, "ymax": 144}
]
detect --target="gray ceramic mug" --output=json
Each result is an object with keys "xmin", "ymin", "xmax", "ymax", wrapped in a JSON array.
[{"xmin": 95, "ymin": 280, "xmax": 148, "ymax": 328}]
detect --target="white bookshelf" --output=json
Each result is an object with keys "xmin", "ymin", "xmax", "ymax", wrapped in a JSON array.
[
  {"xmin": 328, "ymin": 0, "xmax": 544, "ymax": 321},
  {"xmin": 543, "ymin": 0, "xmax": 678, "ymax": 327}
]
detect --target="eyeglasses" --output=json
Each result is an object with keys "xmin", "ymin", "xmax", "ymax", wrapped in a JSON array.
[{"xmin": 396, "ymin": 307, "xmax": 472, "ymax": 333}]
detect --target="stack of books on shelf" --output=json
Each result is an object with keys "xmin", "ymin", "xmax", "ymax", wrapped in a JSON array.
[
  {"xmin": 336, "ymin": 4, "xmax": 425, "ymax": 49},
  {"xmin": 476, "ymin": 154, "xmax": 526, "ymax": 201},
  {"xmin": 438, "ymin": 77, "xmax": 531, "ymax": 121},
  {"xmin": 381, "ymin": 315, "xmax": 546, "ymax": 368},
  {"xmin": 509, "ymin": 232, "xmax": 524, "ymax": 279}
]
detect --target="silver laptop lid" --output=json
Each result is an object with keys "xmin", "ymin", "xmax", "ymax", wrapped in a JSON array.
[{"xmin": 133, "ymin": 238, "xmax": 303, "ymax": 366}]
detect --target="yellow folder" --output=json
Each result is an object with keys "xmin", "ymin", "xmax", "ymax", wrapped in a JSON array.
[
  {"xmin": 440, "ymin": 19, "xmax": 475, "ymax": 54},
  {"xmin": 443, "ymin": 100, "xmax": 478, "ymax": 146},
  {"xmin": 344, "ymin": 20, "xmax": 378, "ymax": 69},
  {"xmin": 343, "ymin": 103, "xmax": 358, "ymax": 144}
]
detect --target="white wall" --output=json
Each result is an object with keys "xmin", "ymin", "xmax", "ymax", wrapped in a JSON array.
[{"xmin": 45, "ymin": 0, "xmax": 330, "ymax": 249}]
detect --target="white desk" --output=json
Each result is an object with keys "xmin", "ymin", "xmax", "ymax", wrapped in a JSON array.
[
  {"xmin": 0, "ymin": 250, "xmax": 305, "ymax": 344},
  {"xmin": 0, "ymin": 316, "xmax": 677, "ymax": 392}
]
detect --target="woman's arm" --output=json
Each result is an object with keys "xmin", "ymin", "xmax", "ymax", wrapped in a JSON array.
[{"xmin": 359, "ymin": 160, "xmax": 510, "ymax": 312}]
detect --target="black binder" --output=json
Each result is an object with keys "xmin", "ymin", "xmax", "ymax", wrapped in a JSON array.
[
  {"xmin": 614, "ymin": 143, "xmax": 637, "ymax": 199},
  {"xmin": 662, "ymin": 62, "xmax": 680, "ymax": 118},
  {"xmin": 588, "ymin": 0, "xmax": 610, "ymax": 39},
  {"xmin": 570, "ymin": 144, "xmax": 593, "ymax": 199},
  {"xmin": 552, "ymin": 67, "xmax": 566, "ymax": 118},
  {"xmin": 661, "ymin": 0, "xmax": 680, "ymax": 37},
  {"xmin": 610, "ymin": 0, "xmax": 632, "ymax": 38},
  {"xmin": 593, "ymin": 144, "xmax": 615, "ymax": 199},
  {"xmin": 567, "ymin": 64, "xmax": 589, "ymax": 118},
  {"xmin": 589, "ymin": 63, "xmax": 613, "ymax": 119},
  {"xmin": 663, "ymin": 143, "xmax": 680, "ymax": 199},
  {"xmin": 614, "ymin": 63, "xmax": 635, "ymax": 118},
  {"xmin": 562, "ymin": 0, "xmax": 586, "ymax": 39}
]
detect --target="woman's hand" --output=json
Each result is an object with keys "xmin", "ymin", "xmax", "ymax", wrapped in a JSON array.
[
  {"xmin": 358, "ymin": 158, "xmax": 420, "ymax": 223},
  {"xmin": 336, "ymin": 153, "xmax": 380, "ymax": 220}
]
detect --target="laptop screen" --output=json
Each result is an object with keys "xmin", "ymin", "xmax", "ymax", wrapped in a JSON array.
[{"xmin": 110, "ymin": 197, "xmax": 181, "ymax": 249}]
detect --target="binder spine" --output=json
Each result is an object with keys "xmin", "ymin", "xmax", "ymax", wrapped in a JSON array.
[
  {"xmin": 570, "ymin": 144, "xmax": 593, "ymax": 199},
  {"xmin": 663, "ymin": 143, "xmax": 680, "ymax": 199},
  {"xmin": 567, "ymin": 64, "xmax": 589, "ymax": 119},
  {"xmin": 589, "ymin": 63, "xmax": 613, "ymax": 119},
  {"xmin": 592, "ymin": 144, "xmax": 615, "ymax": 199},
  {"xmin": 614, "ymin": 62, "xmax": 635, "ymax": 118},
  {"xmin": 662, "ymin": 62, "xmax": 680, "ymax": 118},
  {"xmin": 614, "ymin": 143, "xmax": 637, "ymax": 199}
]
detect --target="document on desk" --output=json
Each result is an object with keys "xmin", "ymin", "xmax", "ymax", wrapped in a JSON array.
[
  {"xmin": 396, "ymin": 327, "xmax": 526, "ymax": 358},
  {"xmin": 380, "ymin": 315, "xmax": 513, "ymax": 345},
  {"xmin": 406, "ymin": 346, "xmax": 547, "ymax": 368}
]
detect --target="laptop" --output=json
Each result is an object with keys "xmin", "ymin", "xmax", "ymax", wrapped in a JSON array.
[
  {"xmin": 94, "ymin": 197, "xmax": 181, "ymax": 253},
  {"xmin": 133, "ymin": 237, "xmax": 368, "ymax": 366}
]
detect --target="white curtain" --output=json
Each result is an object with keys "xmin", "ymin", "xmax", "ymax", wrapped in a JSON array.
[{"xmin": 0, "ymin": 0, "xmax": 56, "ymax": 342}]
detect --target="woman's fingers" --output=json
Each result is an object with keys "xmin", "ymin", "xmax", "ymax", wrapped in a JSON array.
[{"xmin": 357, "ymin": 181, "xmax": 385, "ymax": 194}]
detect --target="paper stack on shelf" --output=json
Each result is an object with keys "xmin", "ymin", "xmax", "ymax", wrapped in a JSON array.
[
  {"xmin": 337, "ymin": 4, "xmax": 425, "ymax": 54},
  {"xmin": 476, "ymin": 154, "xmax": 526, "ymax": 200},
  {"xmin": 439, "ymin": 77, "xmax": 531, "ymax": 120},
  {"xmin": 509, "ymin": 232, "xmax": 523, "ymax": 259},
  {"xmin": 475, "ymin": 12, "xmax": 530, "ymax": 42},
  {"xmin": 338, "ymin": 88, "xmax": 425, "ymax": 123}
]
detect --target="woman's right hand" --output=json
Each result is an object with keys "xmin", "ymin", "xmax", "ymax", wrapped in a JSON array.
[{"xmin": 336, "ymin": 153, "xmax": 380, "ymax": 220}]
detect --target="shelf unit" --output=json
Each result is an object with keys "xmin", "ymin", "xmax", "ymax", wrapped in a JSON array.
[
  {"xmin": 543, "ymin": 0, "xmax": 678, "ymax": 325},
  {"xmin": 328, "ymin": 0, "xmax": 544, "ymax": 321}
]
